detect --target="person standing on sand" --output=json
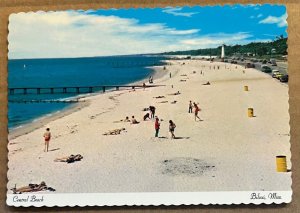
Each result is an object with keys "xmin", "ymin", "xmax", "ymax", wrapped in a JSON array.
[
  {"xmin": 188, "ymin": 100, "xmax": 193, "ymax": 113},
  {"xmin": 193, "ymin": 103, "xmax": 202, "ymax": 121},
  {"xmin": 169, "ymin": 72, "xmax": 172, "ymax": 78},
  {"xmin": 149, "ymin": 106, "xmax": 156, "ymax": 119},
  {"xmin": 43, "ymin": 128, "xmax": 51, "ymax": 152},
  {"xmin": 169, "ymin": 120, "xmax": 176, "ymax": 139},
  {"xmin": 155, "ymin": 117, "xmax": 160, "ymax": 137}
]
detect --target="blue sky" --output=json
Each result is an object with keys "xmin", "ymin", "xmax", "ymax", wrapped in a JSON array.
[{"xmin": 9, "ymin": 4, "xmax": 287, "ymax": 59}]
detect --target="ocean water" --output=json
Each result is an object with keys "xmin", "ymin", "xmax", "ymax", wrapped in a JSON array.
[{"xmin": 8, "ymin": 55, "xmax": 166, "ymax": 129}]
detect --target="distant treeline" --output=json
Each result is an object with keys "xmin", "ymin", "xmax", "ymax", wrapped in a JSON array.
[{"xmin": 161, "ymin": 36, "xmax": 287, "ymax": 57}]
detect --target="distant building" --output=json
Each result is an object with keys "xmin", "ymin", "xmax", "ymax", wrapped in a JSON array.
[{"xmin": 221, "ymin": 44, "xmax": 225, "ymax": 61}]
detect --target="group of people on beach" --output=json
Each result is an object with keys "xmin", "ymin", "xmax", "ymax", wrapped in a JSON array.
[{"xmin": 154, "ymin": 117, "xmax": 176, "ymax": 139}]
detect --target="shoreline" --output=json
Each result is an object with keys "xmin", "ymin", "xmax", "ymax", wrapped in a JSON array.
[{"xmin": 8, "ymin": 63, "xmax": 169, "ymax": 140}]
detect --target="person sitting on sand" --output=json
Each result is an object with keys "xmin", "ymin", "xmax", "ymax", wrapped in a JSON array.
[
  {"xmin": 202, "ymin": 81, "xmax": 210, "ymax": 85},
  {"xmin": 114, "ymin": 116, "xmax": 130, "ymax": 123},
  {"xmin": 193, "ymin": 103, "xmax": 202, "ymax": 121},
  {"xmin": 43, "ymin": 128, "xmax": 51, "ymax": 152},
  {"xmin": 131, "ymin": 116, "xmax": 139, "ymax": 124},
  {"xmin": 143, "ymin": 113, "xmax": 150, "ymax": 121},
  {"xmin": 169, "ymin": 120, "xmax": 176, "ymax": 139},
  {"xmin": 124, "ymin": 116, "xmax": 130, "ymax": 122}
]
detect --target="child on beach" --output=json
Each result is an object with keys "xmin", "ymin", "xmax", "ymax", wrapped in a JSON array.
[
  {"xmin": 193, "ymin": 103, "xmax": 202, "ymax": 121},
  {"xmin": 169, "ymin": 120, "xmax": 176, "ymax": 139},
  {"xmin": 188, "ymin": 100, "xmax": 193, "ymax": 113},
  {"xmin": 155, "ymin": 117, "xmax": 160, "ymax": 137},
  {"xmin": 43, "ymin": 128, "xmax": 51, "ymax": 152}
]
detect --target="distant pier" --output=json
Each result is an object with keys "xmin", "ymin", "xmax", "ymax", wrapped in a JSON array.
[{"xmin": 8, "ymin": 84, "xmax": 165, "ymax": 95}]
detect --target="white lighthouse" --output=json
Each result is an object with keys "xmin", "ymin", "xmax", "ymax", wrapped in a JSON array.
[{"xmin": 221, "ymin": 44, "xmax": 225, "ymax": 61}]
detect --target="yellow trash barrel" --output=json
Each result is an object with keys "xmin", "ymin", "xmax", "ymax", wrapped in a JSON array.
[
  {"xmin": 276, "ymin": 156, "xmax": 287, "ymax": 172},
  {"xmin": 244, "ymin": 86, "xmax": 248, "ymax": 91},
  {"xmin": 248, "ymin": 108, "xmax": 254, "ymax": 117}
]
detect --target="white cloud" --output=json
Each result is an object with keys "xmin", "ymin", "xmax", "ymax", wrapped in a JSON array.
[
  {"xmin": 259, "ymin": 13, "xmax": 287, "ymax": 27},
  {"xmin": 162, "ymin": 7, "xmax": 198, "ymax": 17},
  {"xmin": 180, "ymin": 32, "xmax": 253, "ymax": 48},
  {"xmin": 257, "ymin": 13, "xmax": 263, "ymax": 18},
  {"xmin": 8, "ymin": 11, "xmax": 260, "ymax": 59}
]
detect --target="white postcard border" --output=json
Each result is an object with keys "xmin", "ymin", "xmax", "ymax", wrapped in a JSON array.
[{"xmin": 7, "ymin": 191, "xmax": 292, "ymax": 207}]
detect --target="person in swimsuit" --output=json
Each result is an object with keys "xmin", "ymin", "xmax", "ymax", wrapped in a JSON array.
[
  {"xmin": 43, "ymin": 128, "xmax": 51, "ymax": 152},
  {"xmin": 169, "ymin": 120, "xmax": 176, "ymax": 139},
  {"xmin": 193, "ymin": 103, "xmax": 202, "ymax": 121},
  {"xmin": 154, "ymin": 117, "xmax": 160, "ymax": 137},
  {"xmin": 149, "ymin": 106, "xmax": 156, "ymax": 119},
  {"xmin": 131, "ymin": 116, "xmax": 139, "ymax": 124},
  {"xmin": 188, "ymin": 100, "xmax": 193, "ymax": 113}
]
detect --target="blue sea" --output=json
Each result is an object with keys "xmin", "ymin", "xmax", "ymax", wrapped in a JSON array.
[{"xmin": 8, "ymin": 55, "xmax": 166, "ymax": 129}]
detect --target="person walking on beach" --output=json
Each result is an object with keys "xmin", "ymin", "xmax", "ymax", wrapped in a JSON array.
[
  {"xmin": 155, "ymin": 117, "xmax": 160, "ymax": 137},
  {"xmin": 169, "ymin": 120, "xmax": 176, "ymax": 139},
  {"xmin": 169, "ymin": 72, "xmax": 172, "ymax": 78},
  {"xmin": 193, "ymin": 103, "xmax": 202, "ymax": 121},
  {"xmin": 43, "ymin": 128, "xmax": 51, "ymax": 152},
  {"xmin": 188, "ymin": 100, "xmax": 193, "ymax": 113}
]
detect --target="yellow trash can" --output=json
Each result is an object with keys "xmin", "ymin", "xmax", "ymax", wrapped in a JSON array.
[
  {"xmin": 244, "ymin": 86, "xmax": 248, "ymax": 91},
  {"xmin": 248, "ymin": 108, "xmax": 254, "ymax": 117},
  {"xmin": 276, "ymin": 156, "xmax": 287, "ymax": 172}
]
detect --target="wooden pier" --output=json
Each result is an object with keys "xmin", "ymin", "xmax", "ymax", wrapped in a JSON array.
[
  {"xmin": 9, "ymin": 99, "xmax": 84, "ymax": 104},
  {"xmin": 8, "ymin": 84, "xmax": 165, "ymax": 95}
]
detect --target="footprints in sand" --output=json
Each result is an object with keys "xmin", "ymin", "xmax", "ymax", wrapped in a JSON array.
[
  {"xmin": 53, "ymin": 124, "xmax": 79, "ymax": 139},
  {"xmin": 89, "ymin": 93, "xmax": 125, "ymax": 120},
  {"xmin": 89, "ymin": 111, "xmax": 109, "ymax": 120},
  {"xmin": 161, "ymin": 157, "xmax": 216, "ymax": 177}
]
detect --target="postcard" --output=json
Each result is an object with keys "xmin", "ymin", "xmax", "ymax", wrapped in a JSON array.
[{"xmin": 6, "ymin": 4, "xmax": 291, "ymax": 207}]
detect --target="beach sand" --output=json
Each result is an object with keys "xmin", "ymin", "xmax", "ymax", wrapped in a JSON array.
[{"xmin": 7, "ymin": 60, "xmax": 291, "ymax": 193}]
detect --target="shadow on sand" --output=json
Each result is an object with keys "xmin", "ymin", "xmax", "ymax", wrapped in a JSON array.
[
  {"xmin": 48, "ymin": 148, "xmax": 60, "ymax": 152},
  {"xmin": 174, "ymin": 136, "xmax": 190, "ymax": 140}
]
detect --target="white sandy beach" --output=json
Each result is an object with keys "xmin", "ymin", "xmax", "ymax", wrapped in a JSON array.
[{"xmin": 7, "ymin": 59, "xmax": 291, "ymax": 193}]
